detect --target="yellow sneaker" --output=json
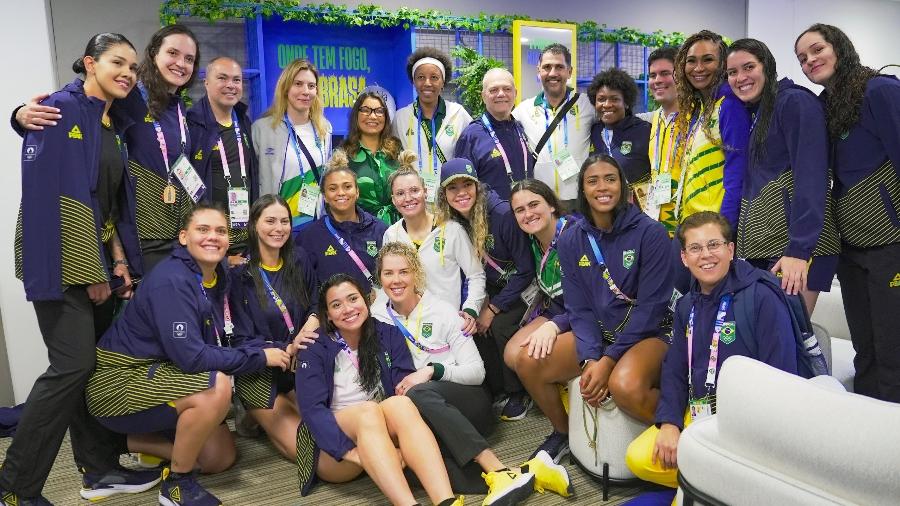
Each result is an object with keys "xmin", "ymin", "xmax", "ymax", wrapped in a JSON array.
[
  {"xmin": 482, "ymin": 469, "xmax": 535, "ymax": 505},
  {"xmin": 129, "ymin": 452, "xmax": 165, "ymax": 468},
  {"xmin": 522, "ymin": 449, "xmax": 573, "ymax": 497}
]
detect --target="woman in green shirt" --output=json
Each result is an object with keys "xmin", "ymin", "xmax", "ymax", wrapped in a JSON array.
[{"xmin": 341, "ymin": 91, "xmax": 403, "ymax": 224}]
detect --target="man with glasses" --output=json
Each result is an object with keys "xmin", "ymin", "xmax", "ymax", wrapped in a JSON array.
[
  {"xmin": 455, "ymin": 68, "xmax": 535, "ymax": 200},
  {"xmin": 624, "ymin": 211, "xmax": 800, "ymax": 489}
]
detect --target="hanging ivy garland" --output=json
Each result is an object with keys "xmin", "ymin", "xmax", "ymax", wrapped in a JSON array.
[{"xmin": 160, "ymin": 1, "xmax": 688, "ymax": 47}]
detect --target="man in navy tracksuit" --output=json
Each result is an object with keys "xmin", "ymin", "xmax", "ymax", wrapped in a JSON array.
[
  {"xmin": 478, "ymin": 188, "xmax": 536, "ymax": 400},
  {"xmin": 294, "ymin": 206, "xmax": 388, "ymax": 295},
  {"xmin": 455, "ymin": 69, "xmax": 535, "ymax": 200},
  {"xmin": 187, "ymin": 57, "xmax": 259, "ymax": 263}
]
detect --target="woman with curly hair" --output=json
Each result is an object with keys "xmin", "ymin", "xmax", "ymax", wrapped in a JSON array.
[
  {"xmin": 672, "ymin": 30, "xmax": 751, "ymax": 232},
  {"xmin": 252, "ymin": 58, "xmax": 333, "ymax": 232},
  {"xmin": 588, "ymin": 68, "xmax": 652, "ymax": 207},
  {"xmin": 340, "ymin": 90, "xmax": 403, "ymax": 224},
  {"xmin": 724, "ymin": 38, "xmax": 839, "ymax": 315},
  {"xmin": 383, "ymin": 156, "xmax": 486, "ymax": 336},
  {"xmin": 795, "ymin": 24, "xmax": 900, "ymax": 402},
  {"xmin": 393, "ymin": 48, "xmax": 473, "ymax": 200}
]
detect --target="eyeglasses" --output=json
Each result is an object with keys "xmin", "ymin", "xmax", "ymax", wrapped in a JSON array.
[
  {"xmin": 685, "ymin": 239, "xmax": 728, "ymax": 256},
  {"xmin": 393, "ymin": 187, "xmax": 423, "ymax": 199},
  {"xmin": 359, "ymin": 106, "xmax": 386, "ymax": 117}
]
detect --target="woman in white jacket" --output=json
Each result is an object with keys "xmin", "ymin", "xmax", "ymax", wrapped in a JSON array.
[
  {"xmin": 372, "ymin": 242, "xmax": 571, "ymax": 504},
  {"xmin": 382, "ymin": 155, "xmax": 486, "ymax": 335}
]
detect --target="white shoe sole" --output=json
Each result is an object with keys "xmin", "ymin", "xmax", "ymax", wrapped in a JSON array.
[
  {"xmin": 483, "ymin": 473, "xmax": 535, "ymax": 506},
  {"xmin": 79, "ymin": 477, "xmax": 161, "ymax": 501}
]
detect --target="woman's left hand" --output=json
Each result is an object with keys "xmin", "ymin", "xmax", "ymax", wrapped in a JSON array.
[
  {"xmin": 112, "ymin": 262, "xmax": 133, "ymax": 299},
  {"xmin": 395, "ymin": 367, "xmax": 433, "ymax": 396},
  {"xmin": 459, "ymin": 311, "xmax": 477, "ymax": 336},
  {"xmin": 521, "ymin": 321, "xmax": 559, "ymax": 359},
  {"xmin": 289, "ymin": 330, "xmax": 319, "ymax": 355},
  {"xmin": 771, "ymin": 256, "xmax": 808, "ymax": 295}
]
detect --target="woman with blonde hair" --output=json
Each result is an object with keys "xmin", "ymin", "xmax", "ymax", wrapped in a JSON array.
[
  {"xmin": 252, "ymin": 58, "xmax": 333, "ymax": 232},
  {"xmin": 382, "ymin": 156, "xmax": 486, "ymax": 336}
]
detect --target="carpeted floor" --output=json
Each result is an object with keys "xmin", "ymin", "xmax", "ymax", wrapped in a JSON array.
[{"xmin": 1, "ymin": 409, "xmax": 646, "ymax": 505}]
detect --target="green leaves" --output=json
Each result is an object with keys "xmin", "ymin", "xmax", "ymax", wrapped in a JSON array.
[
  {"xmin": 450, "ymin": 45, "xmax": 505, "ymax": 118},
  {"xmin": 159, "ymin": 0, "xmax": 684, "ymax": 48}
]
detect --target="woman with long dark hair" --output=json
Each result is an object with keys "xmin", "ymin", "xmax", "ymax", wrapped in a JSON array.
[
  {"xmin": 795, "ymin": 24, "xmax": 900, "ymax": 402},
  {"xmin": 2, "ymin": 33, "xmax": 163, "ymax": 505},
  {"xmin": 228, "ymin": 195, "xmax": 319, "ymax": 459},
  {"xmin": 341, "ymin": 90, "xmax": 404, "ymax": 223},
  {"xmin": 294, "ymin": 274, "xmax": 463, "ymax": 505},
  {"xmin": 725, "ymin": 38, "xmax": 839, "ymax": 315}
]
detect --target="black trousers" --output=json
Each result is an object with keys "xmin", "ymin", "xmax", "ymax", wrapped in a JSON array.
[
  {"xmin": 0, "ymin": 287, "xmax": 125, "ymax": 496},
  {"xmin": 407, "ymin": 380, "xmax": 496, "ymax": 492},
  {"xmin": 836, "ymin": 242, "xmax": 900, "ymax": 403},
  {"xmin": 477, "ymin": 284, "xmax": 527, "ymax": 398}
]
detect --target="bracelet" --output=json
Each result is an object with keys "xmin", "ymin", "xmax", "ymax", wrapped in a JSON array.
[
  {"xmin": 111, "ymin": 259, "xmax": 128, "ymax": 267},
  {"xmin": 488, "ymin": 304, "xmax": 500, "ymax": 315}
]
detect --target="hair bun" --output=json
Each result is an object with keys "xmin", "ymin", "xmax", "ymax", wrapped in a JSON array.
[
  {"xmin": 326, "ymin": 149, "xmax": 349, "ymax": 170},
  {"xmin": 396, "ymin": 150, "xmax": 418, "ymax": 170},
  {"xmin": 72, "ymin": 57, "xmax": 86, "ymax": 74}
]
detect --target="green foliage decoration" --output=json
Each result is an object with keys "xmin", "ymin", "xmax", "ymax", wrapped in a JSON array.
[
  {"xmin": 450, "ymin": 46, "xmax": 505, "ymax": 118},
  {"xmin": 160, "ymin": 1, "xmax": 686, "ymax": 47}
]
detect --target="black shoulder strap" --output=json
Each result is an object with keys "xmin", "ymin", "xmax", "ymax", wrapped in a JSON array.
[
  {"xmin": 293, "ymin": 130, "xmax": 322, "ymax": 183},
  {"xmin": 534, "ymin": 92, "xmax": 580, "ymax": 156}
]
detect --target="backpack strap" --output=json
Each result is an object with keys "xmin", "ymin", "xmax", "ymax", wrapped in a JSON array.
[{"xmin": 534, "ymin": 92, "xmax": 580, "ymax": 155}]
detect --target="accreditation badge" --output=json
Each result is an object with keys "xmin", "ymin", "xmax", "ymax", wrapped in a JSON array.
[
  {"xmin": 689, "ymin": 398, "xmax": 713, "ymax": 420},
  {"xmin": 298, "ymin": 182, "xmax": 320, "ymax": 217},
  {"xmin": 551, "ymin": 148, "xmax": 579, "ymax": 180},
  {"xmin": 171, "ymin": 154, "xmax": 206, "ymax": 203},
  {"xmin": 227, "ymin": 187, "xmax": 250, "ymax": 228}
]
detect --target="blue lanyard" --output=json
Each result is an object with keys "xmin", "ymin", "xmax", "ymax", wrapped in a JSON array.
[
  {"xmin": 653, "ymin": 111, "xmax": 679, "ymax": 175},
  {"xmin": 586, "ymin": 232, "xmax": 634, "ymax": 303},
  {"xmin": 415, "ymin": 99, "xmax": 438, "ymax": 172},
  {"xmin": 538, "ymin": 217, "xmax": 566, "ymax": 275},
  {"xmin": 281, "ymin": 114, "xmax": 323, "ymax": 187},
  {"xmin": 258, "ymin": 267, "xmax": 296, "ymax": 335},
  {"xmin": 601, "ymin": 127, "xmax": 613, "ymax": 155},
  {"xmin": 542, "ymin": 91, "xmax": 570, "ymax": 155},
  {"xmin": 481, "ymin": 113, "xmax": 530, "ymax": 180},
  {"xmin": 324, "ymin": 217, "xmax": 374, "ymax": 284},
  {"xmin": 687, "ymin": 294, "xmax": 732, "ymax": 393},
  {"xmin": 332, "ymin": 331, "xmax": 360, "ymax": 370},
  {"xmin": 386, "ymin": 303, "xmax": 450, "ymax": 354},
  {"xmin": 195, "ymin": 274, "xmax": 223, "ymax": 346}
]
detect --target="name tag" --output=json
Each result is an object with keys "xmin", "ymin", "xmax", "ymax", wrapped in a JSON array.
[
  {"xmin": 422, "ymin": 169, "xmax": 438, "ymax": 203},
  {"xmin": 520, "ymin": 281, "xmax": 540, "ymax": 306},
  {"xmin": 227, "ymin": 187, "xmax": 250, "ymax": 228},
  {"xmin": 689, "ymin": 398, "xmax": 713, "ymax": 420},
  {"xmin": 650, "ymin": 172, "xmax": 672, "ymax": 206},
  {"xmin": 172, "ymin": 154, "xmax": 206, "ymax": 203},
  {"xmin": 552, "ymin": 148, "xmax": 579, "ymax": 181},
  {"xmin": 298, "ymin": 182, "xmax": 321, "ymax": 217}
]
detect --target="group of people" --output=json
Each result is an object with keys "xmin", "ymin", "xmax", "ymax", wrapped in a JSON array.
[{"xmin": 2, "ymin": 18, "xmax": 898, "ymax": 506}]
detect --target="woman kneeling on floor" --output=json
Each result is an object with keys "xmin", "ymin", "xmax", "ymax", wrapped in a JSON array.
[
  {"xmin": 86, "ymin": 203, "xmax": 293, "ymax": 505},
  {"xmin": 294, "ymin": 273, "xmax": 464, "ymax": 506}
]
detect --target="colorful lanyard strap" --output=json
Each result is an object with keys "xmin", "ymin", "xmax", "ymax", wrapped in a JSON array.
[
  {"xmin": 281, "ymin": 114, "xmax": 324, "ymax": 187},
  {"xmin": 258, "ymin": 267, "xmax": 296, "ymax": 336},
  {"xmin": 324, "ymin": 217, "xmax": 374, "ymax": 284},
  {"xmin": 538, "ymin": 217, "xmax": 567, "ymax": 276},
  {"xmin": 541, "ymin": 91, "xmax": 570, "ymax": 155},
  {"xmin": 386, "ymin": 302, "xmax": 450, "ymax": 354},
  {"xmin": 601, "ymin": 127, "xmax": 614, "ymax": 156},
  {"xmin": 332, "ymin": 331, "xmax": 360, "ymax": 370},
  {"xmin": 481, "ymin": 113, "xmax": 530, "ymax": 181},
  {"xmin": 652, "ymin": 110, "xmax": 679, "ymax": 178},
  {"xmin": 673, "ymin": 114, "xmax": 702, "ymax": 219},
  {"xmin": 136, "ymin": 81, "xmax": 186, "ymax": 180},
  {"xmin": 482, "ymin": 252, "xmax": 507, "ymax": 276},
  {"xmin": 414, "ymin": 99, "xmax": 442, "ymax": 173},
  {"xmin": 196, "ymin": 273, "xmax": 227, "ymax": 347},
  {"xmin": 686, "ymin": 294, "xmax": 732, "ymax": 398},
  {"xmin": 586, "ymin": 233, "xmax": 634, "ymax": 303},
  {"xmin": 217, "ymin": 110, "xmax": 247, "ymax": 188}
]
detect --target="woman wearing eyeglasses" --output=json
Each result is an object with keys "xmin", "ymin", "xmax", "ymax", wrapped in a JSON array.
[
  {"xmin": 625, "ymin": 210, "xmax": 799, "ymax": 489},
  {"xmin": 341, "ymin": 91, "xmax": 404, "ymax": 224}
]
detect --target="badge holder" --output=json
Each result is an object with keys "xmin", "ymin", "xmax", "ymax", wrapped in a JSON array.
[
  {"xmin": 227, "ymin": 187, "xmax": 250, "ymax": 228},
  {"xmin": 422, "ymin": 169, "xmax": 438, "ymax": 203},
  {"xmin": 171, "ymin": 154, "xmax": 206, "ymax": 203},
  {"xmin": 552, "ymin": 148, "xmax": 580, "ymax": 181},
  {"xmin": 298, "ymin": 181, "xmax": 321, "ymax": 217}
]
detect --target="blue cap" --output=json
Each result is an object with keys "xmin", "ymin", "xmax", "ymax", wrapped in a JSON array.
[{"xmin": 440, "ymin": 158, "xmax": 479, "ymax": 187}]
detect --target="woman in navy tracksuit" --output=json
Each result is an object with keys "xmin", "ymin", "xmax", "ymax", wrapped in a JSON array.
[
  {"xmin": 85, "ymin": 204, "xmax": 291, "ymax": 505},
  {"xmin": 294, "ymin": 274, "xmax": 462, "ymax": 505},
  {"xmin": 294, "ymin": 152, "xmax": 389, "ymax": 298},
  {"xmin": 795, "ymin": 23, "xmax": 900, "ymax": 403},
  {"xmin": 587, "ymin": 68, "xmax": 652, "ymax": 203},
  {"xmin": 228, "ymin": 195, "xmax": 319, "ymax": 460},
  {"xmin": 517, "ymin": 154, "xmax": 674, "ymax": 463},
  {"xmin": 1, "ymin": 33, "xmax": 159, "ymax": 505},
  {"xmin": 725, "ymin": 38, "xmax": 839, "ymax": 316},
  {"xmin": 626, "ymin": 210, "xmax": 797, "ymax": 488}
]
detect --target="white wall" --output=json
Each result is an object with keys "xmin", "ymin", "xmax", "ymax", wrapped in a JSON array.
[
  {"xmin": 0, "ymin": 0, "xmax": 56, "ymax": 402},
  {"xmin": 747, "ymin": 0, "xmax": 900, "ymax": 93}
]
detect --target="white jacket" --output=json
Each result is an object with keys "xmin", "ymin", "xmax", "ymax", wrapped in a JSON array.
[
  {"xmin": 371, "ymin": 290, "xmax": 485, "ymax": 385},
  {"xmin": 382, "ymin": 218, "xmax": 486, "ymax": 315},
  {"xmin": 512, "ymin": 91, "xmax": 594, "ymax": 200},
  {"xmin": 393, "ymin": 99, "xmax": 472, "ymax": 176}
]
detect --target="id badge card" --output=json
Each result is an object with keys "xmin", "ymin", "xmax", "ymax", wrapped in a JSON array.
[
  {"xmin": 520, "ymin": 280, "xmax": 540, "ymax": 306},
  {"xmin": 633, "ymin": 182, "xmax": 651, "ymax": 210},
  {"xmin": 649, "ymin": 172, "xmax": 672, "ymax": 206},
  {"xmin": 552, "ymin": 148, "xmax": 580, "ymax": 180},
  {"xmin": 227, "ymin": 187, "xmax": 250, "ymax": 228},
  {"xmin": 689, "ymin": 398, "xmax": 713, "ymax": 420},
  {"xmin": 422, "ymin": 169, "xmax": 439, "ymax": 203},
  {"xmin": 172, "ymin": 154, "xmax": 206, "ymax": 203},
  {"xmin": 298, "ymin": 182, "xmax": 320, "ymax": 216}
]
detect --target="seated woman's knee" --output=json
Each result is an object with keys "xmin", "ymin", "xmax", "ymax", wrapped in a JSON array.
[
  {"xmin": 197, "ymin": 426, "xmax": 236, "ymax": 473},
  {"xmin": 380, "ymin": 394, "xmax": 416, "ymax": 414}
]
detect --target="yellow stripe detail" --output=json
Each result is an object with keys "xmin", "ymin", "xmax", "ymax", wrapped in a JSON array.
[
  {"xmin": 59, "ymin": 196, "xmax": 107, "ymax": 286},
  {"xmin": 130, "ymin": 161, "xmax": 194, "ymax": 241}
]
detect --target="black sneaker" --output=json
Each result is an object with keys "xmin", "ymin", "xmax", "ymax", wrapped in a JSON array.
[
  {"xmin": 499, "ymin": 392, "xmax": 533, "ymax": 421},
  {"xmin": 158, "ymin": 468, "xmax": 221, "ymax": 506},
  {"xmin": 529, "ymin": 431, "xmax": 570, "ymax": 464},
  {"xmin": 0, "ymin": 487, "xmax": 53, "ymax": 505},
  {"xmin": 79, "ymin": 466, "xmax": 161, "ymax": 501}
]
